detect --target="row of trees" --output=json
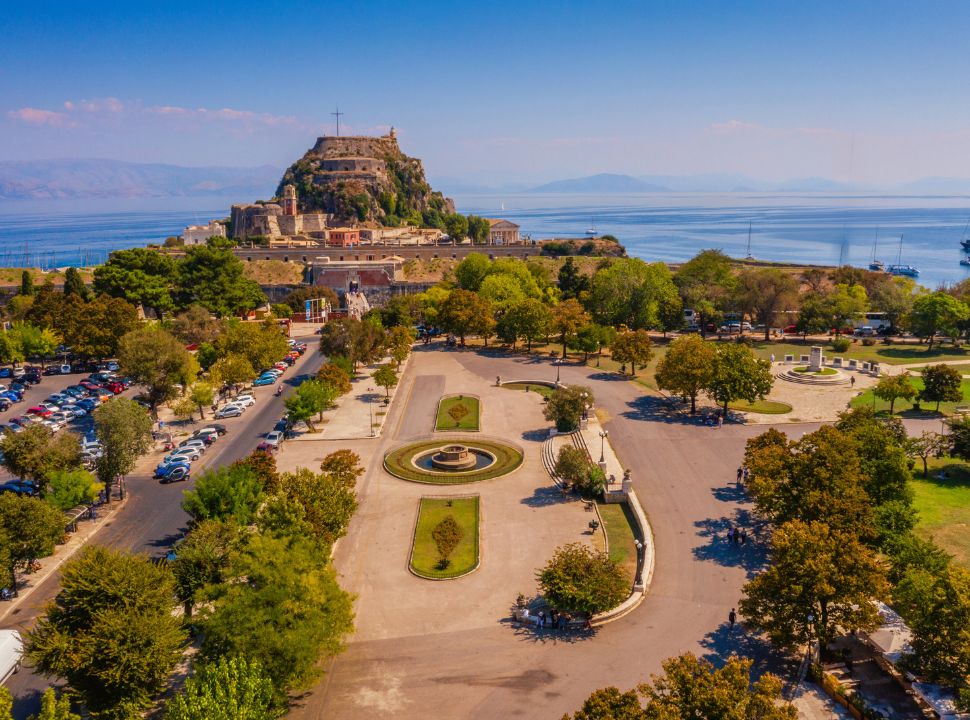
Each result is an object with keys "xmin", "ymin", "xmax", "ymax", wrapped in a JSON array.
[
  {"xmin": 23, "ymin": 450, "xmax": 361, "ymax": 719},
  {"xmin": 738, "ymin": 408, "xmax": 970, "ymax": 706}
]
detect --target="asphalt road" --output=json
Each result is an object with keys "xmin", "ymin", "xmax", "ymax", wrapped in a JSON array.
[{"xmin": 3, "ymin": 336, "xmax": 324, "ymax": 719}]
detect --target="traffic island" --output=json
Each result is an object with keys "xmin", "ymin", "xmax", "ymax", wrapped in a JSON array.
[
  {"xmin": 384, "ymin": 438, "xmax": 523, "ymax": 484},
  {"xmin": 409, "ymin": 495, "xmax": 480, "ymax": 580}
]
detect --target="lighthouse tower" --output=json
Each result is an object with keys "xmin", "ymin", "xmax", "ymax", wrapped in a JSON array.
[{"xmin": 281, "ymin": 184, "xmax": 298, "ymax": 216}]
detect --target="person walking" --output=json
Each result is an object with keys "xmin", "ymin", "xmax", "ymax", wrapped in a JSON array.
[
  {"xmin": 850, "ymin": 375, "xmax": 856, "ymax": 387},
  {"xmin": 740, "ymin": 528, "xmax": 747, "ymax": 545},
  {"xmin": 729, "ymin": 608, "xmax": 737, "ymax": 627},
  {"xmin": 736, "ymin": 467, "xmax": 743, "ymax": 484},
  {"xmin": 743, "ymin": 467, "xmax": 750, "ymax": 483},
  {"xmin": 727, "ymin": 526, "xmax": 734, "ymax": 543}
]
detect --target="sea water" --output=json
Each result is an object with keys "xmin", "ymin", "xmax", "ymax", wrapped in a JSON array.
[{"xmin": 1, "ymin": 193, "xmax": 970, "ymax": 289}]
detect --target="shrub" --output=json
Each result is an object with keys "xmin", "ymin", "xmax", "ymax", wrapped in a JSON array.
[
  {"xmin": 861, "ymin": 337, "xmax": 877, "ymax": 346},
  {"xmin": 554, "ymin": 446, "xmax": 592, "ymax": 487},
  {"xmin": 536, "ymin": 543, "xmax": 629, "ymax": 614},
  {"xmin": 543, "ymin": 385, "xmax": 594, "ymax": 432},
  {"xmin": 831, "ymin": 337, "xmax": 852, "ymax": 352}
]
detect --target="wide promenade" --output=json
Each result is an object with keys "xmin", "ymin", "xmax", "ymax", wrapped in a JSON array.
[{"xmin": 284, "ymin": 347, "xmax": 798, "ymax": 718}]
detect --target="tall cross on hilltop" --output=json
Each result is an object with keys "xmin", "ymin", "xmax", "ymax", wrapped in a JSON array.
[{"xmin": 331, "ymin": 106, "xmax": 344, "ymax": 136}]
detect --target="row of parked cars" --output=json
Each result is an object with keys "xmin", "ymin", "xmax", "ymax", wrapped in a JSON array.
[
  {"xmin": 0, "ymin": 371, "xmax": 132, "ymax": 440},
  {"xmin": 153, "ymin": 424, "xmax": 228, "ymax": 483}
]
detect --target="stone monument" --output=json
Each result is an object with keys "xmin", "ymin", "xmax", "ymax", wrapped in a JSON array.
[{"xmin": 809, "ymin": 346, "xmax": 824, "ymax": 371}]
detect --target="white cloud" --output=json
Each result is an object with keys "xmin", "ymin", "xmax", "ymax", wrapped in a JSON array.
[{"xmin": 7, "ymin": 107, "xmax": 76, "ymax": 127}]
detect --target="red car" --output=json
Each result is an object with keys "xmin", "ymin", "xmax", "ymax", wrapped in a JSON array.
[
  {"xmin": 106, "ymin": 381, "xmax": 125, "ymax": 394},
  {"xmin": 27, "ymin": 406, "xmax": 52, "ymax": 418}
]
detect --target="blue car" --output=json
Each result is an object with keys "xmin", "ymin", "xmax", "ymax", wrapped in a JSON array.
[
  {"xmin": 154, "ymin": 461, "xmax": 191, "ymax": 483},
  {"xmin": 1, "ymin": 392, "xmax": 22, "ymax": 404},
  {"xmin": 78, "ymin": 398, "xmax": 99, "ymax": 411},
  {"xmin": 253, "ymin": 375, "xmax": 277, "ymax": 387}
]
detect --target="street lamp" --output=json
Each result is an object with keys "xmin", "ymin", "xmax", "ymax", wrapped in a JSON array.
[
  {"xmin": 599, "ymin": 429, "xmax": 609, "ymax": 463},
  {"xmin": 580, "ymin": 391, "xmax": 589, "ymax": 420},
  {"xmin": 554, "ymin": 358, "xmax": 562, "ymax": 385}
]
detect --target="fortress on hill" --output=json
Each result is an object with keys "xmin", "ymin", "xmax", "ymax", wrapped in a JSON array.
[{"xmin": 230, "ymin": 129, "xmax": 456, "ymax": 242}]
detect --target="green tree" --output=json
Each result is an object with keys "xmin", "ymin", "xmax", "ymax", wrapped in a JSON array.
[
  {"xmin": 654, "ymin": 334, "xmax": 716, "ymax": 414},
  {"xmin": 821, "ymin": 283, "xmax": 869, "ymax": 336},
  {"xmin": 550, "ymin": 298, "xmax": 589, "ymax": 358},
  {"xmin": 170, "ymin": 305, "xmax": 223, "ymax": 345},
  {"xmin": 0, "ymin": 330, "xmax": 25, "ymax": 365},
  {"xmin": 281, "ymin": 285, "xmax": 339, "ymax": 315},
  {"xmin": 0, "ymin": 424, "xmax": 81, "ymax": 484},
  {"xmin": 25, "ymin": 546, "xmax": 187, "ymax": 719},
  {"xmin": 197, "ymin": 532, "xmax": 354, "ymax": 696},
  {"xmin": 674, "ymin": 250, "xmax": 736, "ymax": 337},
  {"xmin": 735, "ymin": 268, "xmax": 799, "ymax": 340},
  {"xmin": 373, "ymin": 364, "xmax": 398, "ymax": 399},
  {"xmin": 905, "ymin": 431, "xmax": 948, "ymax": 478},
  {"xmin": 28, "ymin": 688, "xmax": 80, "ymax": 720},
  {"xmin": 558, "ymin": 257, "xmax": 590, "ymax": 300},
  {"xmin": 378, "ymin": 294, "xmax": 421, "ymax": 328},
  {"xmin": 438, "ymin": 289, "xmax": 495, "ymax": 346},
  {"xmin": 795, "ymin": 292, "xmax": 832, "ymax": 337},
  {"xmin": 209, "ymin": 353, "xmax": 256, "ymax": 392},
  {"xmin": 164, "ymin": 656, "xmax": 276, "ymax": 720},
  {"xmin": 8, "ymin": 323, "xmax": 60, "ymax": 364},
  {"xmin": 177, "ymin": 246, "xmax": 266, "ymax": 316},
  {"xmin": 20, "ymin": 269, "xmax": 34, "ymax": 296},
  {"xmin": 189, "ymin": 381, "xmax": 215, "ymax": 419},
  {"xmin": 453, "ymin": 253, "xmax": 492, "ymax": 291},
  {"xmin": 68, "ymin": 295, "xmax": 140, "ymax": 360},
  {"xmin": 869, "ymin": 275, "xmax": 916, "ymax": 332},
  {"xmin": 743, "ymin": 425, "xmax": 875, "ymax": 537},
  {"xmin": 537, "ymin": 543, "xmax": 628, "ymax": 615},
  {"xmin": 466, "ymin": 215, "xmax": 491, "ymax": 244},
  {"xmin": 432, "ymin": 515, "xmax": 463, "ymax": 568},
  {"xmin": 315, "ymin": 362, "xmax": 353, "ymax": 396},
  {"xmin": 554, "ymin": 445, "xmax": 593, "ymax": 490},
  {"xmin": 170, "ymin": 520, "xmax": 241, "ymax": 617},
  {"xmin": 705, "ymin": 343, "xmax": 773, "ymax": 417},
  {"xmin": 92, "ymin": 247, "xmax": 178, "ymax": 316},
  {"xmin": 740, "ymin": 519, "xmax": 887, "ymax": 651},
  {"xmin": 94, "ymin": 398, "xmax": 154, "ymax": 502},
  {"xmin": 910, "ymin": 291, "xmax": 970, "ymax": 350},
  {"xmin": 496, "ymin": 298, "xmax": 551, "ymax": 351},
  {"xmin": 873, "ymin": 373, "xmax": 918, "ymax": 415},
  {"xmin": 920, "ymin": 364, "xmax": 964, "ymax": 411},
  {"xmin": 385, "ymin": 325, "xmax": 415, "ymax": 365},
  {"xmin": 543, "ymin": 385, "xmax": 594, "ymax": 432},
  {"xmin": 0, "ymin": 493, "xmax": 65, "ymax": 592},
  {"xmin": 62, "ymin": 267, "xmax": 88, "ymax": 300},
  {"xmin": 589, "ymin": 258, "xmax": 678, "ymax": 330},
  {"xmin": 610, "ymin": 330, "xmax": 653, "ymax": 376},
  {"xmin": 214, "ymin": 320, "xmax": 289, "ymax": 374},
  {"xmin": 298, "ymin": 378, "xmax": 339, "ymax": 422},
  {"xmin": 118, "ymin": 326, "xmax": 199, "ymax": 414},
  {"xmin": 318, "ymin": 317, "xmax": 384, "ymax": 370},
  {"xmin": 45, "ymin": 468, "xmax": 102, "ymax": 511},
  {"xmin": 479, "ymin": 272, "xmax": 528, "ymax": 312},
  {"xmin": 894, "ymin": 564, "xmax": 970, "ymax": 701},
  {"xmin": 444, "ymin": 213, "xmax": 469, "ymax": 243},
  {"xmin": 183, "ymin": 465, "xmax": 264, "ymax": 525}
]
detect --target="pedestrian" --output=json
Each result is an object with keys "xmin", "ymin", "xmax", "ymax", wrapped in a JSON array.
[
  {"xmin": 736, "ymin": 467, "xmax": 743, "ymax": 483},
  {"xmin": 733, "ymin": 528, "xmax": 740, "ymax": 545},
  {"xmin": 538, "ymin": 610, "xmax": 545, "ymax": 628},
  {"xmin": 850, "ymin": 375, "xmax": 856, "ymax": 387},
  {"xmin": 727, "ymin": 526, "xmax": 734, "ymax": 543},
  {"xmin": 770, "ymin": 353, "xmax": 776, "ymax": 364},
  {"xmin": 743, "ymin": 467, "xmax": 750, "ymax": 483},
  {"xmin": 717, "ymin": 413, "xmax": 723, "ymax": 429},
  {"xmin": 740, "ymin": 528, "xmax": 748, "ymax": 545},
  {"xmin": 729, "ymin": 608, "xmax": 737, "ymax": 627}
]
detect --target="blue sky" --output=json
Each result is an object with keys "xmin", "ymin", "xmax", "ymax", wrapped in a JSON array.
[{"xmin": 3, "ymin": 1, "xmax": 970, "ymax": 184}]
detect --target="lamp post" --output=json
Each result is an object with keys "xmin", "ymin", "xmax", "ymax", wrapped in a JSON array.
[
  {"xmin": 554, "ymin": 358, "xmax": 562, "ymax": 385},
  {"xmin": 580, "ymin": 391, "xmax": 589, "ymax": 420},
  {"xmin": 599, "ymin": 429, "xmax": 608, "ymax": 463}
]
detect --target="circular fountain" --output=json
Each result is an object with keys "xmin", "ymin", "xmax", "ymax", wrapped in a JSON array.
[{"xmin": 429, "ymin": 444, "xmax": 478, "ymax": 471}]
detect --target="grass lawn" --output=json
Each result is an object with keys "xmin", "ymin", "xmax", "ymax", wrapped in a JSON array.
[
  {"xmin": 904, "ymin": 363, "xmax": 970, "ymax": 375},
  {"xmin": 410, "ymin": 496, "xmax": 480, "ymax": 579},
  {"xmin": 750, "ymin": 339, "xmax": 970, "ymax": 366},
  {"xmin": 500, "ymin": 382, "xmax": 555, "ymax": 398},
  {"xmin": 596, "ymin": 501, "xmax": 639, "ymax": 581},
  {"xmin": 384, "ymin": 439, "xmax": 523, "ymax": 484},
  {"xmin": 792, "ymin": 366, "xmax": 838, "ymax": 376},
  {"xmin": 912, "ymin": 457, "xmax": 970, "ymax": 568},
  {"xmin": 728, "ymin": 399, "xmax": 793, "ymax": 414},
  {"xmin": 436, "ymin": 394, "xmax": 480, "ymax": 431},
  {"xmin": 850, "ymin": 376, "xmax": 970, "ymax": 416}
]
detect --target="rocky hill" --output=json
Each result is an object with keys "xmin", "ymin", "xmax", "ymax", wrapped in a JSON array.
[{"xmin": 275, "ymin": 133, "xmax": 455, "ymax": 226}]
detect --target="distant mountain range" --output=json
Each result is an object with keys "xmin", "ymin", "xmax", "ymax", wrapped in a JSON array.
[
  {"xmin": 0, "ymin": 159, "xmax": 282, "ymax": 200},
  {"xmin": 439, "ymin": 172, "xmax": 970, "ymax": 195}
]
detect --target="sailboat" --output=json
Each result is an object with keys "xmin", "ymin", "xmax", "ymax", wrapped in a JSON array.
[
  {"xmin": 868, "ymin": 229, "xmax": 884, "ymax": 272},
  {"xmin": 585, "ymin": 218, "xmax": 598, "ymax": 235},
  {"xmin": 888, "ymin": 234, "xmax": 919, "ymax": 277},
  {"xmin": 959, "ymin": 217, "xmax": 970, "ymax": 252}
]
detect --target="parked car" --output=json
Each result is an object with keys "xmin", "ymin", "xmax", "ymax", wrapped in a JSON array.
[
  {"xmin": 215, "ymin": 405, "xmax": 243, "ymax": 419},
  {"xmin": 156, "ymin": 462, "xmax": 191, "ymax": 483},
  {"xmin": 178, "ymin": 439, "xmax": 207, "ymax": 453},
  {"xmin": 58, "ymin": 364, "xmax": 72, "ymax": 374},
  {"xmin": 263, "ymin": 431, "xmax": 284, "ymax": 449},
  {"xmin": 61, "ymin": 404, "xmax": 86, "ymax": 418},
  {"xmin": 0, "ymin": 368, "xmax": 11, "ymax": 379},
  {"xmin": 0, "ymin": 399, "xmax": 10, "ymax": 412},
  {"xmin": 27, "ymin": 406, "xmax": 52, "ymax": 418},
  {"xmin": 0, "ymin": 480, "xmax": 37, "ymax": 496},
  {"xmin": 205, "ymin": 423, "xmax": 227, "ymax": 436},
  {"xmin": 252, "ymin": 376, "xmax": 276, "ymax": 387},
  {"xmin": 12, "ymin": 367, "xmax": 25, "ymax": 379},
  {"xmin": 106, "ymin": 381, "xmax": 125, "ymax": 394},
  {"xmin": 165, "ymin": 447, "xmax": 200, "ymax": 463},
  {"xmin": 46, "ymin": 394, "xmax": 71, "ymax": 405},
  {"xmin": 233, "ymin": 395, "xmax": 256, "ymax": 408}
]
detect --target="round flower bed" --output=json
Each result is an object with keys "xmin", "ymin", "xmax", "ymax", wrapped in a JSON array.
[{"xmin": 384, "ymin": 438, "xmax": 523, "ymax": 484}]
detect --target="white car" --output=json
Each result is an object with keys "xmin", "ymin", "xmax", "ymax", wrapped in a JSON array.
[
  {"xmin": 44, "ymin": 420, "xmax": 65, "ymax": 432},
  {"xmin": 61, "ymin": 405, "xmax": 86, "ymax": 418},
  {"xmin": 49, "ymin": 412, "xmax": 71, "ymax": 425},
  {"xmin": 233, "ymin": 395, "xmax": 256, "ymax": 407},
  {"xmin": 215, "ymin": 405, "xmax": 243, "ymax": 419},
  {"xmin": 165, "ymin": 448, "xmax": 200, "ymax": 463},
  {"xmin": 178, "ymin": 439, "xmax": 207, "ymax": 453},
  {"xmin": 264, "ymin": 431, "xmax": 284, "ymax": 449}
]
